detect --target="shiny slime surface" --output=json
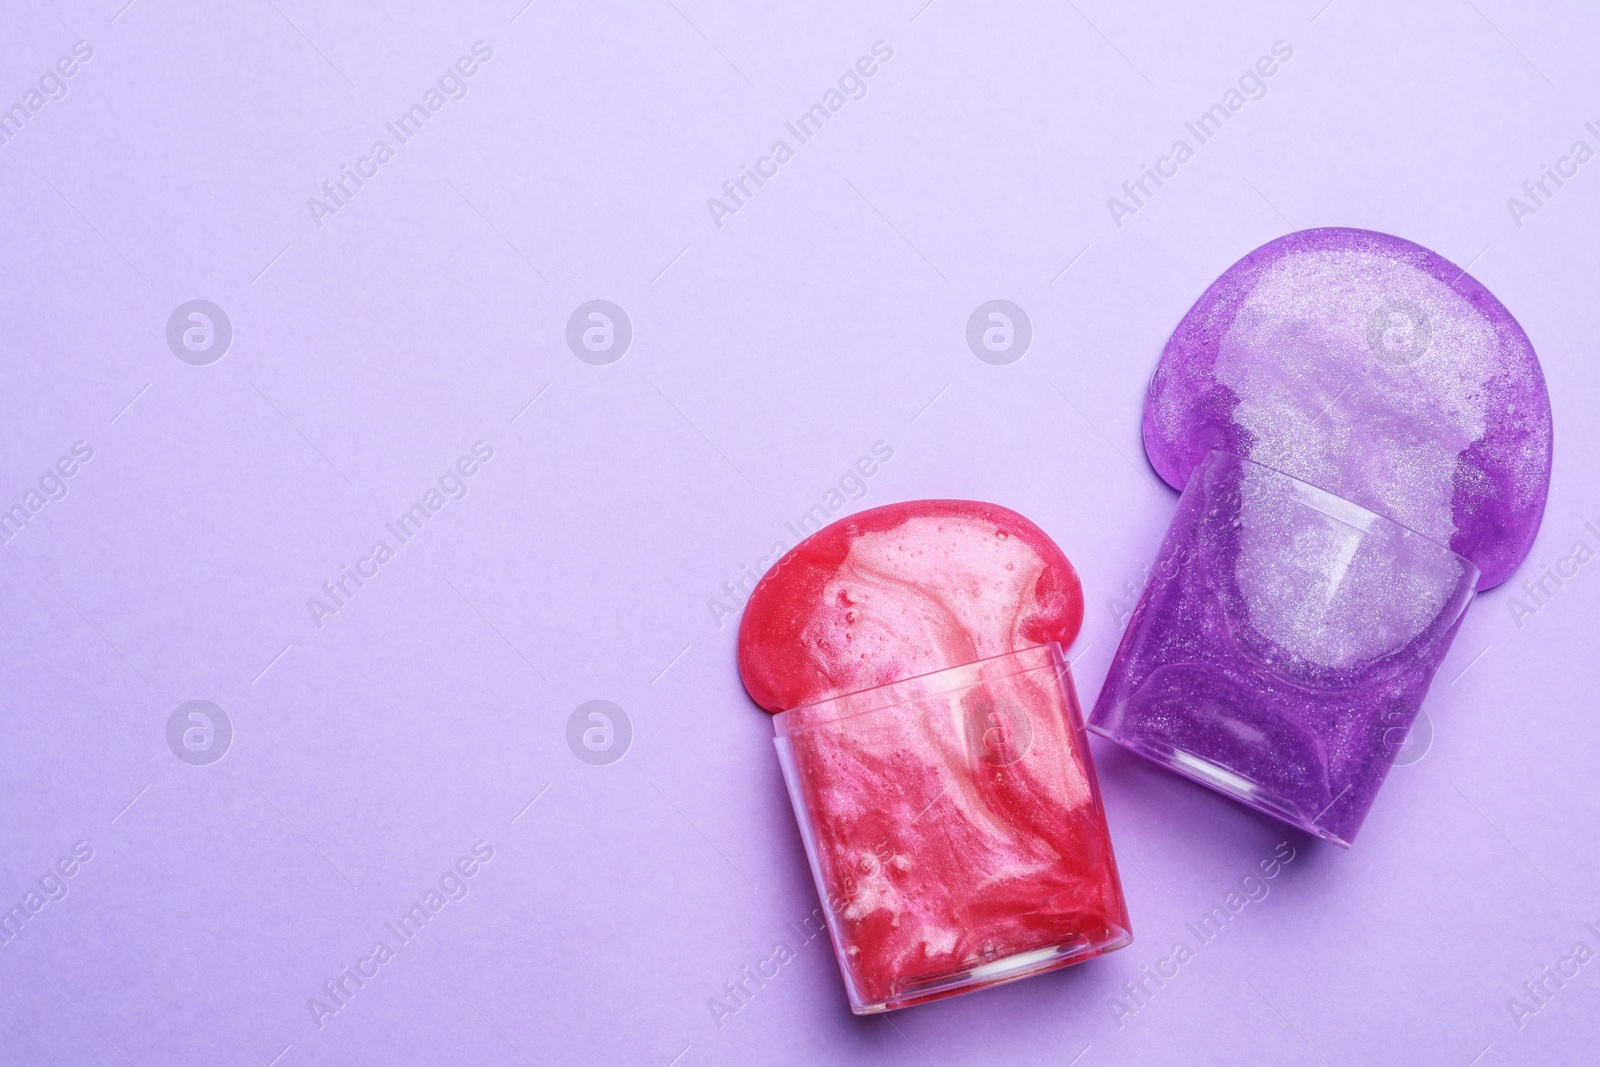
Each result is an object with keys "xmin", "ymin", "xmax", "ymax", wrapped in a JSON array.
[
  {"xmin": 739, "ymin": 502, "xmax": 1129, "ymax": 1011},
  {"xmin": 1143, "ymin": 227, "xmax": 1552, "ymax": 589},
  {"xmin": 737, "ymin": 500, "xmax": 1084, "ymax": 713},
  {"xmin": 1090, "ymin": 451, "xmax": 1480, "ymax": 845},
  {"xmin": 1092, "ymin": 227, "xmax": 1552, "ymax": 844}
]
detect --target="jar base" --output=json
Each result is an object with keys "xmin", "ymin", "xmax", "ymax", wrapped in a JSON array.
[
  {"xmin": 1089, "ymin": 724, "xmax": 1354, "ymax": 849},
  {"xmin": 851, "ymin": 927, "xmax": 1135, "ymax": 1014}
]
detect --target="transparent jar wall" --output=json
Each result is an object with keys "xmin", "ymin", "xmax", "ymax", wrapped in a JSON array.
[
  {"xmin": 1089, "ymin": 450, "xmax": 1480, "ymax": 846},
  {"xmin": 774, "ymin": 644, "xmax": 1131, "ymax": 1014}
]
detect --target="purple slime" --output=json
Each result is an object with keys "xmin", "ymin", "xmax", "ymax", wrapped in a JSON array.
[
  {"xmin": 1090, "ymin": 450, "xmax": 1479, "ymax": 845},
  {"xmin": 1142, "ymin": 227, "xmax": 1551, "ymax": 590},
  {"xmin": 1092, "ymin": 228, "xmax": 1552, "ymax": 843}
]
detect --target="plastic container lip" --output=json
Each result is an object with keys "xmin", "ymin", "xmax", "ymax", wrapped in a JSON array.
[
  {"xmin": 772, "ymin": 644, "xmax": 1062, "ymax": 738},
  {"xmin": 1093, "ymin": 725, "xmax": 1356, "ymax": 847},
  {"xmin": 846, "ymin": 932, "xmax": 1133, "ymax": 1014},
  {"xmin": 1205, "ymin": 449, "xmax": 1482, "ymax": 584}
]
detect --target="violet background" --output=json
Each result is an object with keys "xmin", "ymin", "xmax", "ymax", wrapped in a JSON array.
[{"xmin": 1, "ymin": 1, "xmax": 1596, "ymax": 1064}]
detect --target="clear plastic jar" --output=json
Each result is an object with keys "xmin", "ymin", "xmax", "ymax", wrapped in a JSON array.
[
  {"xmin": 775, "ymin": 644, "xmax": 1131, "ymax": 1013},
  {"xmin": 1091, "ymin": 450, "xmax": 1479, "ymax": 846}
]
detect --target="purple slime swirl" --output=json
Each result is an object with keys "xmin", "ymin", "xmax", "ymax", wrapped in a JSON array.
[{"xmin": 1143, "ymin": 227, "xmax": 1552, "ymax": 589}]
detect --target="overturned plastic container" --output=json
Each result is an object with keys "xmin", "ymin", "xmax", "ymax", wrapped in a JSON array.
[
  {"xmin": 775, "ymin": 644, "xmax": 1131, "ymax": 1013},
  {"xmin": 1090, "ymin": 450, "xmax": 1479, "ymax": 846}
]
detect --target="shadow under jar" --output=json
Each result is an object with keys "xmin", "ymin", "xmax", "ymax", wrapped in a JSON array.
[
  {"xmin": 1090, "ymin": 450, "xmax": 1480, "ymax": 846},
  {"xmin": 774, "ymin": 644, "xmax": 1131, "ymax": 1014}
]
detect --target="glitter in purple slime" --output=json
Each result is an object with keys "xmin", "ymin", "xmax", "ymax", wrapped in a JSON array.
[
  {"xmin": 1091, "ymin": 228, "xmax": 1553, "ymax": 844},
  {"xmin": 1144, "ymin": 227, "xmax": 1551, "ymax": 589}
]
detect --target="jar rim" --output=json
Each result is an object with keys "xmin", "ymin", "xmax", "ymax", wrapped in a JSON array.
[
  {"xmin": 773, "ymin": 643, "xmax": 1067, "ymax": 738},
  {"xmin": 1197, "ymin": 448, "xmax": 1483, "ymax": 583}
]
